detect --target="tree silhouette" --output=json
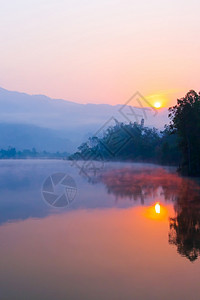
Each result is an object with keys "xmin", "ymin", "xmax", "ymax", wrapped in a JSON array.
[
  {"xmin": 70, "ymin": 121, "xmax": 180, "ymax": 165},
  {"xmin": 169, "ymin": 90, "xmax": 200, "ymax": 176}
]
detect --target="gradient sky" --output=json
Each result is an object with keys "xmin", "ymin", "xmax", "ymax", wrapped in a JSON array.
[{"xmin": 1, "ymin": 0, "xmax": 200, "ymax": 106}]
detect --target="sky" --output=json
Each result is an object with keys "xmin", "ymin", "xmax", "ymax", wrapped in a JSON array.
[{"xmin": 1, "ymin": 0, "xmax": 200, "ymax": 106}]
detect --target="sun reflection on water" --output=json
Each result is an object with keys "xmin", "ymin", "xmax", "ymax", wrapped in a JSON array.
[
  {"xmin": 155, "ymin": 202, "xmax": 160, "ymax": 214},
  {"xmin": 144, "ymin": 202, "xmax": 171, "ymax": 221}
]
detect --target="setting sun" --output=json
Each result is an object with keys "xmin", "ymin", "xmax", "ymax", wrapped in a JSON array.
[{"xmin": 154, "ymin": 102, "xmax": 162, "ymax": 109}]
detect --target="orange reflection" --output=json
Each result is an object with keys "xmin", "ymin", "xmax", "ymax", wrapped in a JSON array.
[
  {"xmin": 155, "ymin": 202, "xmax": 160, "ymax": 214},
  {"xmin": 99, "ymin": 167, "xmax": 185, "ymax": 204},
  {"xmin": 144, "ymin": 203, "xmax": 170, "ymax": 221}
]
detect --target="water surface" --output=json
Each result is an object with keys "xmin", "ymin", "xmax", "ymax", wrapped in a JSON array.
[{"xmin": 0, "ymin": 160, "xmax": 199, "ymax": 300}]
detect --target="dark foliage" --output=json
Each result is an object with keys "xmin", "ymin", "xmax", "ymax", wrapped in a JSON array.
[
  {"xmin": 69, "ymin": 120, "xmax": 180, "ymax": 166},
  {"xmin": 169, "ymin": 90, "xmax": 200, "ymax": 176}
]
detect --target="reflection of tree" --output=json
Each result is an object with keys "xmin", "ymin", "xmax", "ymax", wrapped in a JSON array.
[
  {"xmin": 98, "ymin": 166, "xmax": 200, "ymax": 261},
  {"xmin": 169, "ymin": 180, "xmax": 200, "ymax": 262},
  {"xmin": 99, "ymin": 167, "xmax": 183, "ymax": 203}
]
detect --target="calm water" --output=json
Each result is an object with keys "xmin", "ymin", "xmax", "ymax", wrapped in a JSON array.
[{"xmin": 0, "ymin": 160, "xmax": 200, "ymax": 300}]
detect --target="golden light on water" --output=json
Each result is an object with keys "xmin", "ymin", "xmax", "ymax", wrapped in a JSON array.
[
  {"xmin": 155, "ymin": 202, "xmax": 161, "ymax": 214},
  {"xmin": 143, "ymin": 202, "xmax": 171, "ymax": 221}
]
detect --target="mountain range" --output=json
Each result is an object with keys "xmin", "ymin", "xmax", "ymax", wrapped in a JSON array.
[{"xmin": 0, "ymin": 87, "xmax": 169, "ymax": 153}]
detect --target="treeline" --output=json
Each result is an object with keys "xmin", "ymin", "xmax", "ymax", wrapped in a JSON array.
[
  {"xmin": 69, "ymin": 121, "xmax": 180, "ymax": 166},
  {"xmin": 2, "ymin": 90, "xmax": 199, "ymax": 176},
  {"xmin": 70, "ymin": 89, "xmax": 200, "ymax": 176},
  {"xmin": 0, "ymin": 147, "xmax": 69, "ymax": 159}
]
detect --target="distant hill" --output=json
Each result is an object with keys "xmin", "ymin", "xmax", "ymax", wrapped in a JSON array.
[
  {"xmin": 0, "ymin": 123, "xmax": 71, "ymax": 152},
  {"xmin": 0, "ymin": 87, "xmax": 169, "ymax": 152}
]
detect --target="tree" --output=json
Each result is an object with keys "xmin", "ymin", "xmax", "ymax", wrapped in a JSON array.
[
  {"xmin": 69, "ymin": 121, "xmax": 180, "ymax": 165},
  {"xmin": 169, "ymin": 90, "xmax": 200, "ymax": 176}
]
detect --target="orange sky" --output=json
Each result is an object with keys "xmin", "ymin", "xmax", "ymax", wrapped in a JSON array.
[{"xmin": 1, "ymin": 0, "xmax": 200, "ymax": 107}]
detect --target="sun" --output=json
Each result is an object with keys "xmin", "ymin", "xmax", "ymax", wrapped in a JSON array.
[{"xmin": 154, "ymin": 101, "xmax": 162, "ymax": 108}]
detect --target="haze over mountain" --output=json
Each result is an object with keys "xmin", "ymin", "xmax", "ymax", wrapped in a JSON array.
[{"xmin": 0, "ymin": 87, "xmax": 169, "ymax": 152}]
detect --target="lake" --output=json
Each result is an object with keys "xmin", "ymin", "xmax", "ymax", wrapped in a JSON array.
[{"xmin": 0, "ymin": 160, "xmax": 200, "ymax": 300}]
